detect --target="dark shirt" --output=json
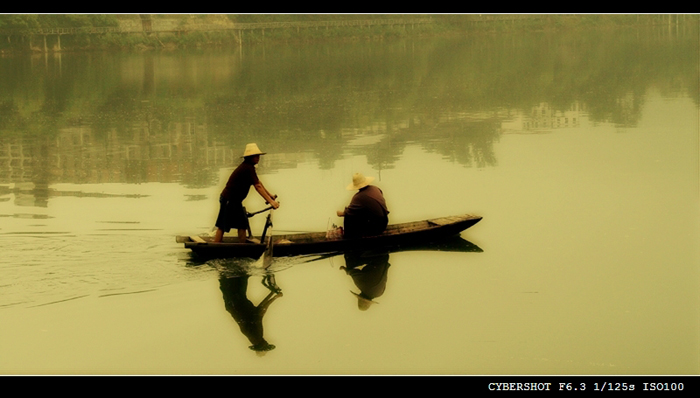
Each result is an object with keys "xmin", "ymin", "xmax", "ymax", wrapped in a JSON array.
[
  {"xmin": 219, "ymin": 276, "xmax": 268, "ymax": 349},
  {"xmin": 344, "ymin": 185, "xmax": 389, "ymax": 220},
  {"xmin": 344, "ymin": 252, "xmax": 390, "ymax": 300},
  {"xmin": 221, "ymin": 160, "xmax": 259, "ymax": 202}
]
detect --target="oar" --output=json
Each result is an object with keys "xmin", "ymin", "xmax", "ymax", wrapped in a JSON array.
[
  {"xmin": 260, "ymin": 212, "xmax": 281, "ymax": 294},
  {"xmin": 262, "ymin": 209, "xmax": 274, "ymax": 270},
  {"xmin": 298, "ymin": 251, "xmax": 343, "ymax": 263},
  {"xmin": 246, "ymin": 205, "xmax": 274, "ymax": 218}
]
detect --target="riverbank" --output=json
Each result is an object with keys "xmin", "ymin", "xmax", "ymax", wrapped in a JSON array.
[{"xmin": 1, "ymin": 14, "xmax": 696, "ymax": 53}]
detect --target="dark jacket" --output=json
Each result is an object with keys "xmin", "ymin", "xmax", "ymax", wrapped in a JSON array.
[{"xmin": 343, "ymin": 185, "xmax": 389, "ymax": 238}]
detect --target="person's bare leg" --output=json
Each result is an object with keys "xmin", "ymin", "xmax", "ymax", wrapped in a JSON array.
[
  {"xmin": 238, "ymin": 229, "xmax": 247, "ymax": 243},
  {"xmin": 214, "ymin": 228, "xmax": 224, "ymax": 242}
]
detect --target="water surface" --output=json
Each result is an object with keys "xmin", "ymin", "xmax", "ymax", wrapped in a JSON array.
[{"xmin": 0, "ymin": 27, "xmax": 698, "ymax": 375}]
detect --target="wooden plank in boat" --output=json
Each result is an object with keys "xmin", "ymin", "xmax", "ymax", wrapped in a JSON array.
[
  {"xmin": 190, "ymin": 235, "xmax": 206, "ymax": 243},
  {"xmin": 429, "ymin": 216, "xmax": 463, "ymax": 226}
]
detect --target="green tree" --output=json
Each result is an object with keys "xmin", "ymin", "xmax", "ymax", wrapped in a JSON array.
[{"xmin": 0, "ymin": 14, "xmax": 40, "ymax": 30}]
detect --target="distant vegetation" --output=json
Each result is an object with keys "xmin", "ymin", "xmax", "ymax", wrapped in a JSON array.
[
  {"xmin": 1, "ymin": 20, "xmax": 697, "ymax": 178},
  {"xmin": 1, "ymin": 14, "xmax": 691, "ymax": 29},
  {"xmin": 0, "ymin": 14, "xmax": 697, "ymax": 52},
  {"xmin": 0, "ymin": 14, "xmax": 120, "ymax": 30}
]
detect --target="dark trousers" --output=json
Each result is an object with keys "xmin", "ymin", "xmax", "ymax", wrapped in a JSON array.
[
  {"xmin": 215, "ymin": 197, "xmax": 249, "ymax": 232},
  {"xmin": 344, "ymin": 215, "xmax": 388, "ymax": 239}
]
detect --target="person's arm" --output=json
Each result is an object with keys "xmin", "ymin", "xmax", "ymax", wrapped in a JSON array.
[
  {"xmin": 256, "ymin": 290, "xmax": 282, "ymax": 319},
  {"xmin": 254, "ymin": 182, "xmax": 279, "ymax": 208},
  {"xmin": 338, "ymin": 191, "xmax": 363, "ymax": 217}
]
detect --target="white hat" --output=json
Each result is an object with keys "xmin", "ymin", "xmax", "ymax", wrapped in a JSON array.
[
  {"xmin": 351, "ymin": 291, "xmax": 378, "ymax": 311},
  {"xmin": 346, "ymin": 172, "xmax": 374, "ymax": 191},
  {"xmin": 242, "ymin": 143, "xmax": 266, "ymax": 158}
]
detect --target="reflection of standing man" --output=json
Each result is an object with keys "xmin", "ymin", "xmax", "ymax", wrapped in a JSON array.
[
  {"xmin": 341, "ymin": 252, "xmax": 391, "ymax": 311},
  {"xmin": 214, "ymin": 143, "xmax": 279, "ymax": 243},
  {"xmin": 219, "ymin": 275, "xmax": 283, "ymax": 354}
]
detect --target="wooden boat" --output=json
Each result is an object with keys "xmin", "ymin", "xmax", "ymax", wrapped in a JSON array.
[{"xmin": 176, "ymin": 214, "xmax": 482, "ymax": 259}]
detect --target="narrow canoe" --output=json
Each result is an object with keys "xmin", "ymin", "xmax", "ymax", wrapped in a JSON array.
[{"xmin": 176, "ymin": 214, "xmax": 482, "ymax": 259}]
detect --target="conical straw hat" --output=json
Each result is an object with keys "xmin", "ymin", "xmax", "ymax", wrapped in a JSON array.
[
  {"xmin": 242, "ymin": 143, "xmax": 266, "ymax": 158},
  {"xmin": 351, "ymin": 291, "xmax": 378, "ymax": 311},
  {"xmin": 346, "ymin": 172, "xmax": 374, "ymax": 190}
]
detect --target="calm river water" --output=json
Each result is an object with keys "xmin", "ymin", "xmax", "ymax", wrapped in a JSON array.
[{"xmin": 1, "ymin": 26, "xmax": 698, "ymax": 375}]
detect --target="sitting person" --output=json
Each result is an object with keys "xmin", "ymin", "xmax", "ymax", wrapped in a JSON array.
[{"xmin": 336, "ymin": 172, "xmax": 389, "ymax": 239}]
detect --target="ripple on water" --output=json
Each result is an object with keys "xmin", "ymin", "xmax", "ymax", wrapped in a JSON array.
[
  {"xmin": 204, "ymin": 252, "xmax": 336, "ymax": 279},
  {"xmin": 0, "ymin": 232, "xmax": 206, "ymax": 308}
]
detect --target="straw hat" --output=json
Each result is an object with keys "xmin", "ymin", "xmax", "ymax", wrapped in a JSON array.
[
  {"xmin": 249, "ymin": 342, "xmax": 276, "ymax": 353},
  {"xmin": 242, "ymin": 143, "xmax": 266, "ymax": 158},
  {"xmin": 346, "ymin": 172, "xmax": 374, "ymax": 191},
  {"xmin": 351, "ymin": 291, "xmax": 378, "ymax": 311}
]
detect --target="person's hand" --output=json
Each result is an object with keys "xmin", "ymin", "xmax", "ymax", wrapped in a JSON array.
[
  {"xmin": 265, "ymin": 194, "xmax": 279, "ymax": 209},
  {"xmin": 336, "ymin": 210, "xmax": 344, "ymax": 217}
]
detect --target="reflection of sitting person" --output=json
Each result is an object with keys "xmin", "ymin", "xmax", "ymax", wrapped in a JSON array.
[
  {"xmin": 341, "ymin": 252, "xmax": 391, "ymax": 311},
  {"xmin": 336, "ymin": 173, "xmax": 389, "ymax": 239},
  {"xmin": 219, "ymin": 275, "xmax": 283, "ymax": 354}
]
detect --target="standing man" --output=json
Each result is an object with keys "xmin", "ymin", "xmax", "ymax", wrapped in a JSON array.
[
  {"xmin": 337, "ymin": 172, "xmax": 389, "ymax": 239},
  {"xmin": 214, "ymin": 143, "xmax": 279, "ymax": 243}
]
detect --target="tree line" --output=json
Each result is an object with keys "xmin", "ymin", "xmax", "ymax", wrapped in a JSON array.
[{"xmin": 2, "ymin": 14, "xmax": 695, "ymax": 32}]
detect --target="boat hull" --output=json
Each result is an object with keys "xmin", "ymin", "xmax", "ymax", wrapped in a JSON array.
[{"xmin": 177, "ymin": 214, "xmax": 482, "ymax": 259}]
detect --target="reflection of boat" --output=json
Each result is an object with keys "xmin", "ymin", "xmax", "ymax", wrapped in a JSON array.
[
  {"xmin": 385, "ymin": 234, "xmax": 483, "ymax": 254},
  {"xmin": 177, "ymin": 214, "xmax": 482, "ymax": 259},
  {"xmin": 301, "ymin": 235, "xmax": 482, "ymax": 265}
]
